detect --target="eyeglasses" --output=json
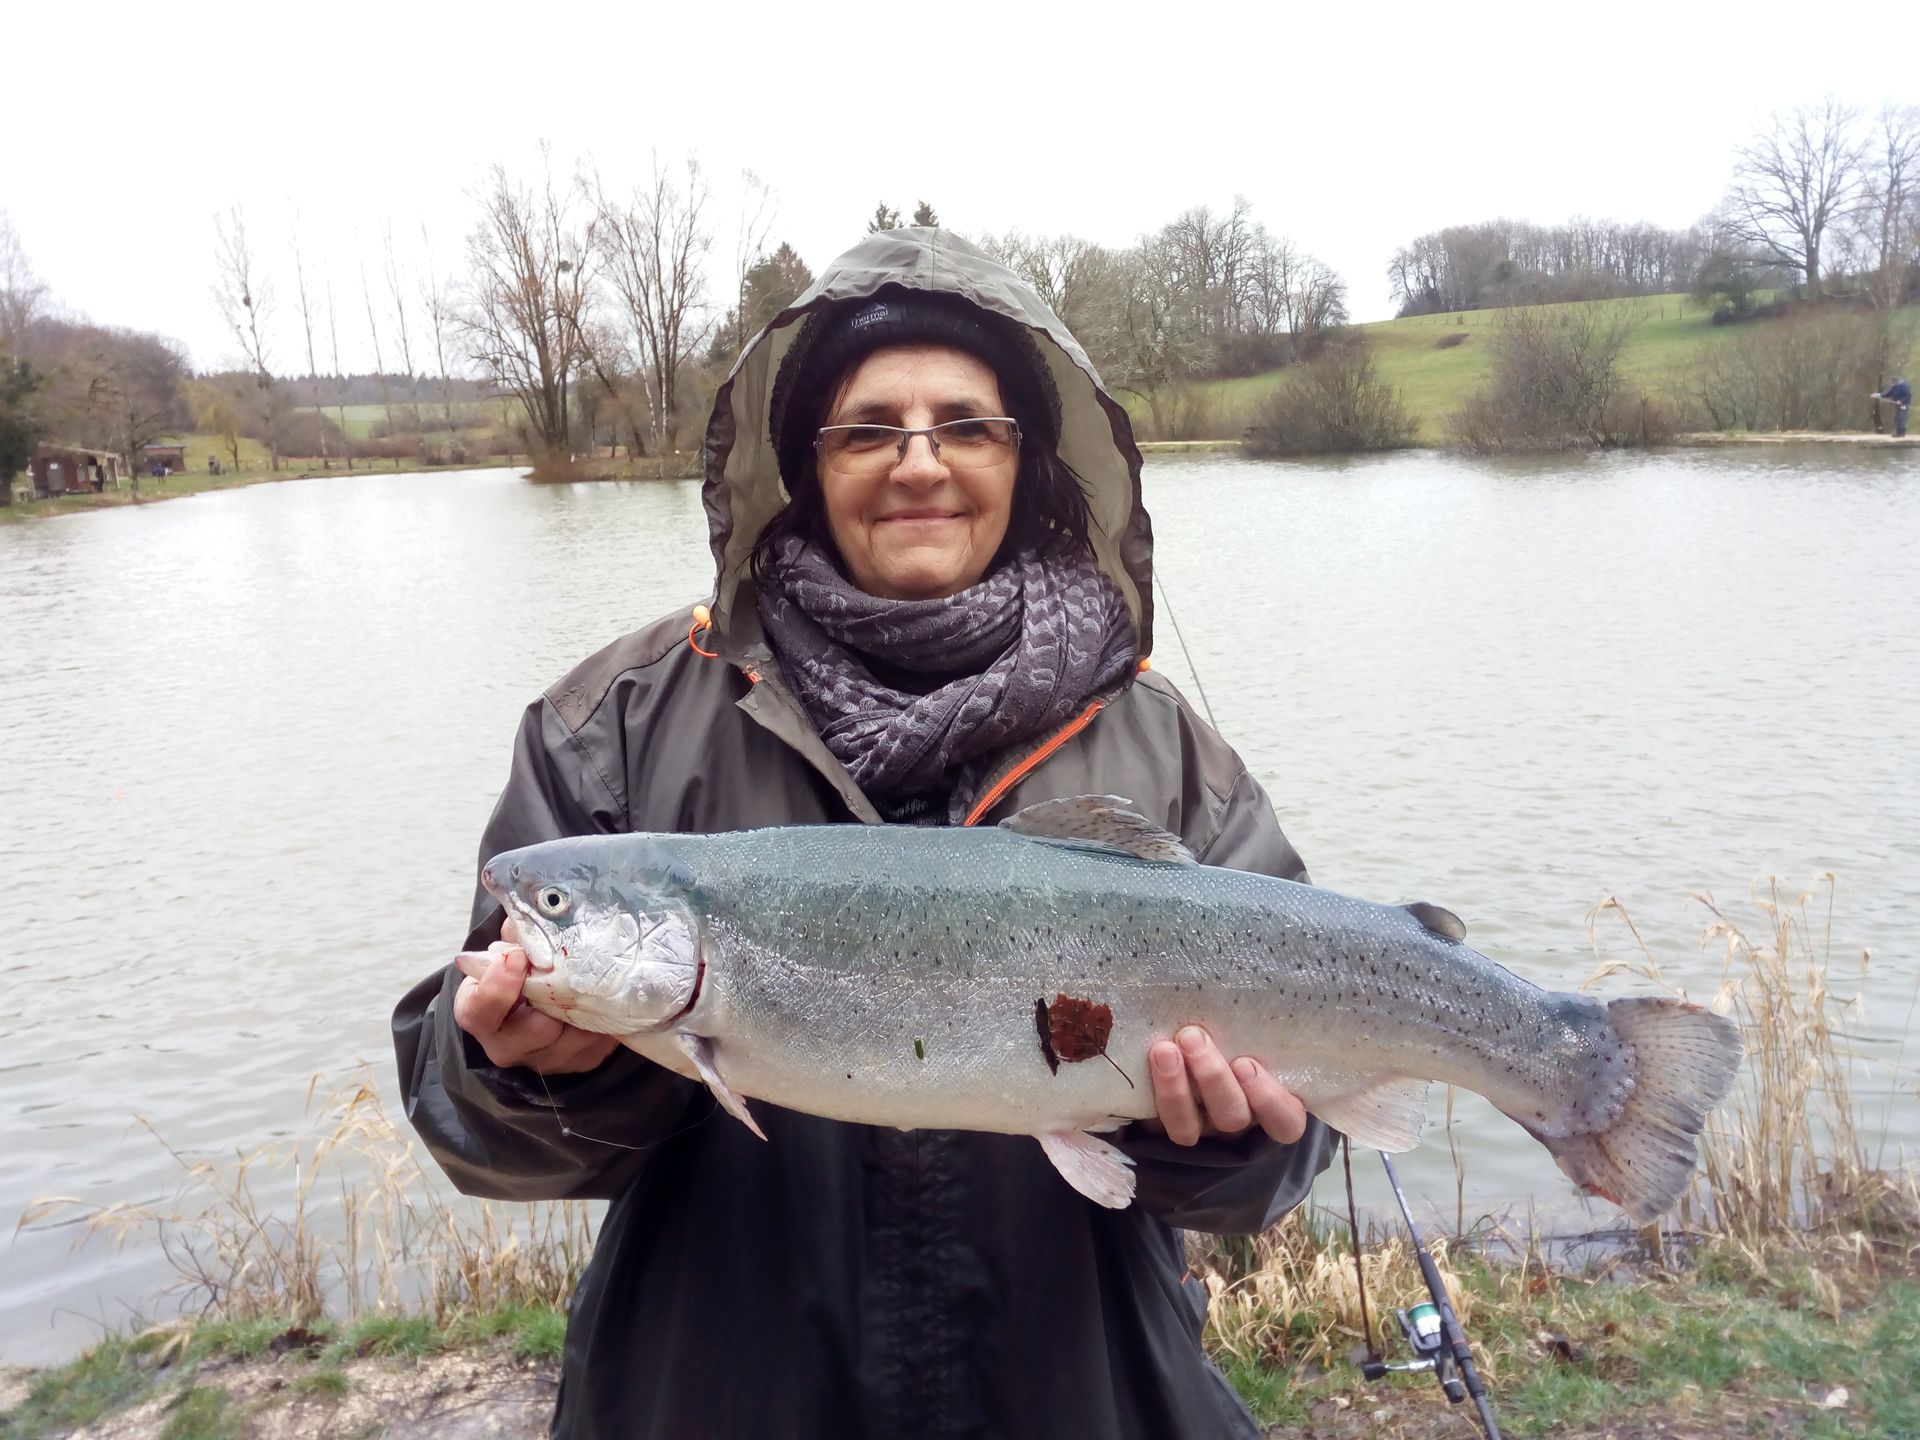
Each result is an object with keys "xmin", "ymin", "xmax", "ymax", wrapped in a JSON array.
[{"xmin": 815, "ymin": 417, "xmax": 1021, "ymax": 475}]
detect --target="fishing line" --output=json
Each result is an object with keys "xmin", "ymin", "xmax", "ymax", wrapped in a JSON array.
[
  {"xmin": 535, "ymin": 1066, "xmax": 718, "ymax": 1153},
  {"xmin": 1151, "ymin": 573, "xmax": 1219, "ymax": 730}
]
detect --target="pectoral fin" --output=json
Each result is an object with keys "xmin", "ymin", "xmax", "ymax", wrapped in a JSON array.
[
  {"xmin": 1308, "ymin": 1075, "xmax": 1431, "ymax": 1152},
  {"xmin": 1036, "ymin": 1129, "xmax": 1137, "ymax": 1208},
  {"xmin": 676, "ymin": 1033, "xmax": 767, "ymax": 1142}
]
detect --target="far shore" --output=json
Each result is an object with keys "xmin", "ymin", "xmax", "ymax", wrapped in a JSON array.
[
  {"xmin": 5, "ymin": 430, "xmax": 1910, "ymax": 527},
  {"xmin": 0, "ymin": 455, "xmax": 530, "ymax": 525}
]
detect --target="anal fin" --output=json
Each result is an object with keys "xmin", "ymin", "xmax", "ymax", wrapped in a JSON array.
[
  {"xmin": 1309, "ymin": 1075, "xmax": 1431, "ymax": 1151},
  {"xmin": 1036, "ymin": 1129, "xmax": 1137, "ymax": 1208},
  {"xmin": 676, "ymin": 1033, "xmax": 767, "ymax": 1142}
]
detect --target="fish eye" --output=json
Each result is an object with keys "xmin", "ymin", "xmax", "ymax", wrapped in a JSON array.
[{"xmin": 536, "ymin": 885, "xmax": 570, "ymax": 917}]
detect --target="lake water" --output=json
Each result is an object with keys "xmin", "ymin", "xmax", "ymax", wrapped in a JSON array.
[{"xmin": 3, "ymin": 448, "xmax": 1916, "ymax": 1363}]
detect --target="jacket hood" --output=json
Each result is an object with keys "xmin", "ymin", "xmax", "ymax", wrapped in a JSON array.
[{"xmin": 700, "ymin": 227, "xmax": 1155, "ymax": 655}]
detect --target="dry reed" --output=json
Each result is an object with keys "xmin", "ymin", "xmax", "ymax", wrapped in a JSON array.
[
  {"xmin": 1588, "ymin": 875, "xmax": 1920, "ymax": 1252},
  {"xmin": 25, "ymin": 1073, "xmax": 593, "ymax": 1328}
]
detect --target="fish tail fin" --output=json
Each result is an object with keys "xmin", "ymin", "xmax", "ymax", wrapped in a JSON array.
[{"xmin": 1538, "ymin": 997, "xmax": 1743, "ymax": 1223}]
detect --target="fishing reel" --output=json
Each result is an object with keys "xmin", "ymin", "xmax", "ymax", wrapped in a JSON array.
[{"xmin": 1361, "ymin": 1302, "xmax": 1468, "ymax": 1403}]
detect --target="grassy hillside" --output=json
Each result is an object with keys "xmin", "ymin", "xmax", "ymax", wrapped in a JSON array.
[
  {"xmin": 1131, "ymin": 295, "xmax": 1919, "ymax": 444},
  {"xmin": 298, "ymin": 398, "xmax": 515, "ymax": 442},
  {"xmin": 151, "ymin": 431, "xmax": 274, "ymax": 472}
]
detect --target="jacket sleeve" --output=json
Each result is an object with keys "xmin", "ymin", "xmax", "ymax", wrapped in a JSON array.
[
  {"xmin": 391, "ymin": 693, "xmax": 699, "ymax": 1202},
  {"xmin": 1116, "ymin": 767, "xmax": 1339, "ymax": 1234}
]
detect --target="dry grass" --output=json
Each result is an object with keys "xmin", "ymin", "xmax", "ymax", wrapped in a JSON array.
[
  {"xmin": 1196, "ymin": 1212, "xmax": 1474, "ymax": 1370},
  {"xmin": 24, "ymin": 1076, "xmax": 592, "ymax": 1329},
  {"xmin": 1587, "ymin": 876, "xmax": 1920, "ymax": 1253}
]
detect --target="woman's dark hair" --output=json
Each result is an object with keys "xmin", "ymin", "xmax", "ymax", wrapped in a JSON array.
[{"xmin": 750, "ymin": 291, "xmax": 1094, "ymax": 587}]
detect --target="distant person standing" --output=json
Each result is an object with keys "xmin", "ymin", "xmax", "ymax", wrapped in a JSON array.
[{"xmin": 1876, "ymin": 377, "xmax": 1911, "ymax": 438}]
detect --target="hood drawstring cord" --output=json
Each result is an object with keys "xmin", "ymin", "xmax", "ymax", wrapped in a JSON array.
[{"xmin": 689, "ymin": 604, "xmax": 720, "ymax": 659}]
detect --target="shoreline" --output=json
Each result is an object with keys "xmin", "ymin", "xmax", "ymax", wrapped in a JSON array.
[
  {"xmin": 1672, "ymin": 429, "xmax": 1917, "ymax": 447},
  {"xmin": 5, "ymin": 1247, "xmax": 1913, "ymax": 1439},
  {"xmin": 0, "ymin": 458, "xmax": 530, "ymax": 526},
  {"xmin": 5, "ymin": 432, "xmax": 1910, "ymax": 527}
]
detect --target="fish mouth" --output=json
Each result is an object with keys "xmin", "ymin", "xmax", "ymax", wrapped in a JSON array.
[{"xmin": 480, "ymin": 866, "xmax": 558, "ymax": 973}]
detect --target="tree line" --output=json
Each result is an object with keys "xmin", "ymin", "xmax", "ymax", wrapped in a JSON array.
[
  {"xmin": 1, "ymin": 214, "xmax": 192, "ymax": 503},
  {"xmin": 451, "ymin": 164, "xmax": 1350, "ymax": 462},
  {"xmin": 1390, "ymin": 100, "xmax": 1919, "ymax": 318}
]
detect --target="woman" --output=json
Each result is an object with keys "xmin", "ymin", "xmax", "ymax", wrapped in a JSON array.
[{"xmin": 394, "ymin": 228, "xmax": 1334, "ymax": 1440}]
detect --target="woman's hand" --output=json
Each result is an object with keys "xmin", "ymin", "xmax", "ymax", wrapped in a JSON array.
[
  {"xmin": 1145, "ymin": 1026, "xmax": 1308, "ymax": 1146},
  {"xmin": 453, "ymin": 918, "xmax": 621, "ymax": 1075}
]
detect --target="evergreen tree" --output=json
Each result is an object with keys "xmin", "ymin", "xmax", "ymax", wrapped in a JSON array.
[{"xmin": 0, "ymin": 356, "xmax": 44, "ymax": 506}]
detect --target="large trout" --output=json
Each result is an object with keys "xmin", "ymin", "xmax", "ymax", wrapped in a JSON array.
[{"xmin": 455, "ymin": 796, "xmax": 1741, "ymax": 1220}]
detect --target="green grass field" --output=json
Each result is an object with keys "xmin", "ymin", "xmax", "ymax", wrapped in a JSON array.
[
  {"xmin": 299, "ymin": 399, "xmax": 514, "ymax": 441},
  {"xmin": 1127, "ymin": 295, "xmax": 1920, "ymax": 444}
]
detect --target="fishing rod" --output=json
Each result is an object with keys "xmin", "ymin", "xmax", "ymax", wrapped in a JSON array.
[
  {"xmin": 1364, "ymin": 1152, "xmax": 1503, "ymax": 1439},
  {"xmin": 1153, "ymin": 573, "xmax": 1501, "ymax": 1438}
]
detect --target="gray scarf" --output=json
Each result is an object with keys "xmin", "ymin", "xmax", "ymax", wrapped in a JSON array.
[{"xmin": 756, "ymin": 536, "xmax": 1137, "ymax": 824}]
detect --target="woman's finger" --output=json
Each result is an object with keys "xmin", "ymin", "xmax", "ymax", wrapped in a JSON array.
[
  {"xmin": 1149, "ymin": 1038, "xmax": 1204, "ymax": 1146},
  {"xmin": 1179, "ymin": 1027, "xmax": 1252, "ymax": 1137},
  {"xmin": 454, "ymin": 947, "xmax": 529, "ymax": 1038},
  {"xmin": 1233, "ymin": 1057, "xmax": 1309, "ymax": 1144}
]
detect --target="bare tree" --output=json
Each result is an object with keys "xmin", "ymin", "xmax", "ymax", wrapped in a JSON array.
[
  {"xmin": 1857, "ymin": 103, "xmax": 1920, "ymax": 309},
  {"xmin": 1, "ymin": 210, "xmax": 48, "ymax": 353},
  {"xmin": 593, "ymin": 155, "xmax": 713, "ymax": 452},
  {"xmin": 360, "ymin": 260, "xmax": 395, "ymax": 438},
  {"xmin": 212, "ymin": 206, "xmax": 281, "ymax": 469},
  {"xmin": 290, "ymin": 226, "xmax": 332, "ymax": 468},
  {"xmin": 458, "ymin": 156, "xmax": 594, "ymax": 458},
  {"xmin": 977, "ymin": 230, "xmax": 1104, "ymax": 335},
  {"xmin": 1095, "ymin": 238, "xmax": 1207, "ymax": 437},
  {"xmin": 1721, "ymin": 99, "xmax": 1863, "ymax": 299},
  {"xmin": 98, "ymin": 329, "xmax": 186, "ymax": 468},
  {"xmin": 1248, "ymin": 231, "xmax": 1347, "ymax": 356},
  {"xmin": 420, "ymin": 226, "xmax": 458, "ymax": 437},
  {"xmin": 726, "ymin": 170, "xmax": 777, "ymax": 359},
  {"xmin": 382, "ymin": 222, "xmax": 422, "ymax": 430},
  {"xmin": 577, "ymin": 319, "xmax": 651, "ymax": 459},
  {"xmin": 324, "ymin": 279, "xmax": 353, "ymax": 468}
]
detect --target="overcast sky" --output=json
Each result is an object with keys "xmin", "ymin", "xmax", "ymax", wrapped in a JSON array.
[{"xmin": 6, "ymin": 0, "xmax": 1910, "ymax": 373}]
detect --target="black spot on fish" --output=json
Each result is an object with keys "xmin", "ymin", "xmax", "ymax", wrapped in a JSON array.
[{"xmin": 1034, "ymin": 997, "xmax": 1059, "ymax": 1075}]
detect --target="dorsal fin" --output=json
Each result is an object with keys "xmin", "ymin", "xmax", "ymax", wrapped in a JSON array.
[
  {"xmin": 1403, "ymin": 901, "xmax": 1467, "ymax": 942},
  {"xmin": 998, "ymin": 795, "xmax": 1196, "ymax": 866}
]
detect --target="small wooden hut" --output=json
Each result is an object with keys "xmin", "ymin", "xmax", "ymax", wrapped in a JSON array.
[
  {"xmin": 136, "ymin": 443, "xmax": 188, "ymax": 476},
  {"xmin": 28, "ymin": 444, "xmax": 122, "ymax": 497}
]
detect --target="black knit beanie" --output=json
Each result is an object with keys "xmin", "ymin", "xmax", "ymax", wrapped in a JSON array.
[{"xmin": 769, "ymin": 286, "xmax": 1062, "ymax": 492}]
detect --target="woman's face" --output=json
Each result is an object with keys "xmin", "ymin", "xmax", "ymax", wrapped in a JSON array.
[{"xmin": 817, "ymin": 344, "xmax": 1017, "ymax": 601}]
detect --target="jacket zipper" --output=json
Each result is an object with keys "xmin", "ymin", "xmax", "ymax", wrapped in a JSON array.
[{"xmin": 962, "ymin": 699, "xmax": 1106, "ymax": 827}]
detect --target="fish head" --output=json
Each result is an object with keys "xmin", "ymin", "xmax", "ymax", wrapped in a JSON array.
[{"xmin": 481, "ymin": 840, "xmax": 702, "ymax": 1035}]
